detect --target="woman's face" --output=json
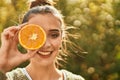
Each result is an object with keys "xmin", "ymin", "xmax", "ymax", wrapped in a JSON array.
[{"xmin": 28, "ymin": 13, "xmax": 62, "ymax": 66}]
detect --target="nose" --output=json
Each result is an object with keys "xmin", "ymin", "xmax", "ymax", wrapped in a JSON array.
[{"xmin": 42, "ymin": 38, "xmax": 51, "ymax": 49}]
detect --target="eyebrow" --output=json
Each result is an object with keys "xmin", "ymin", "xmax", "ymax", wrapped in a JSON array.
[{"xmin": 49, "ymin": 29, "xmax": 60, "ymax": 32}]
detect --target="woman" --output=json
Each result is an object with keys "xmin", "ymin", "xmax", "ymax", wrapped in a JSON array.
[{"xmin": 0, "ymin": 0, "xmax": 85, "ymax": 80}]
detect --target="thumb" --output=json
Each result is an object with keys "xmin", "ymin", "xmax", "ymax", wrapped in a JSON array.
[{"xmin": 22, "ymin": 50, "xmax": 37, "ymax": 61}]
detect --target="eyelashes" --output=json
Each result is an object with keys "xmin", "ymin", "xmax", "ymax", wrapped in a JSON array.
[
  {"xmin": 47, "ymin": 29, "xmax": 61, "ymax": 39},
  {"xmin": 50, "ymin": 33, "xmax": 60, "ymax": 38}
]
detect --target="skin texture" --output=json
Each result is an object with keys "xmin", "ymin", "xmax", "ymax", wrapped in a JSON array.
[{"xmin": 0, "ymin": 13, "xmax": 63, "ymax": 80}]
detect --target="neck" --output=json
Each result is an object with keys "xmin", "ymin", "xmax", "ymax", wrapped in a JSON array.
[{"xmin": 26, "ymin": 62, "xmax": 62, "ymax": 80}]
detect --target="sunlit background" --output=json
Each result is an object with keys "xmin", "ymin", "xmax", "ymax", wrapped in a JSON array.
[{"xmin": 0, "ymin": 0, "xmax": 120, "ymax": 80}]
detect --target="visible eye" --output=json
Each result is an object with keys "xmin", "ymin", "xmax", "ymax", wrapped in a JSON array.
[{"xmin": 51, "ymin": 33, "xmax": 60, "ymax": 38}]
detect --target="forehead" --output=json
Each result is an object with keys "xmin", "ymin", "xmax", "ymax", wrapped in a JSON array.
[{"xmin": 28, "ymin": 13, "xmax": 61, "ymax": 30}]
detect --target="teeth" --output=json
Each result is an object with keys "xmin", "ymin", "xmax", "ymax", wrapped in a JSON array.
[{"xmin": 37, "ymin": 51, "xmax": 51, "ymax": 56}]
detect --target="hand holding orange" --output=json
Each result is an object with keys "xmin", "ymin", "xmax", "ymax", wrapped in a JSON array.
[{"xmin": 18, "ymin": 24, "xmax": 46, "ymax": 50}]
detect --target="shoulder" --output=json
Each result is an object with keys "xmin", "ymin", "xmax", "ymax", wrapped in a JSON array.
[
  {"xmin": 6, "ymin": 68, "xmax": 28, "ymax": 80},
  {"xmin": 61, "ymin": 69, "xmax": 85, "ymax": 80}
]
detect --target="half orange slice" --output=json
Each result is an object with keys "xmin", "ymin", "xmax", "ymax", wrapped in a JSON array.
[{"xmin": 18, "ymin": 24, "xmax": 46, "ymax": 50}]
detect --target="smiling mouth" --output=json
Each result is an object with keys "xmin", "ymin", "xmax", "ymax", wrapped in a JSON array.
[{"xmin": 37, "ymin": 51, "xmax": 52, "ymax": 56}]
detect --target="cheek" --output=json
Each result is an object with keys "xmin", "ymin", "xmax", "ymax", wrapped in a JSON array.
[{"xmin": 51, "ymin": 38, "xmax": 62, "ymax": 49}]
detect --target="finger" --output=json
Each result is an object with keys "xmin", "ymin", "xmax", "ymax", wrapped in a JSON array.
[
  {"xmin": 13, "ymin": 23, "xmax": 28, "ymax": 40},
  {"xmin": 22, "ymin": 50, "xmax": 37, "ymax": 61},
  {"xmin": 1, "ymin": 30, "xmax": 13, "ymax": 40},
  {"xmin": 11, "ymin": 23, "xmax": 28, "ymax": 49},
  {"xmin": 1, "ymin": 28, "xmax": 19, "ymax": 50},
  {"xmin": 2, "ymin": 27, "xmax": 20, "ymax": 39},
  {"xmin": 11, "ymin": 34, "xmax": 19, "ymax": 50},
  {"xmin": 17, "ymin": 23, "xmax": 28, "ymax": 29},
  {"xmin": 3, "ymin": 26, "xmax": 19, "ymax": 32},
  {"xmin": 6, "ymin": 31, "xmax": 15, "ymax": 39},
  {"xmin": 3, "ymin": 23, "xmax": 28, "ymax": 34},
  {"xmin": 2, "ymin": 28, "xmax": 19, "ymax": 39}
]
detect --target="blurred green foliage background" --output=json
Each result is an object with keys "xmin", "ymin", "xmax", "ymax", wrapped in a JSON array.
[{"xmin": 0, "ymin": 0, "xmax": 120, "ymax": 80}]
